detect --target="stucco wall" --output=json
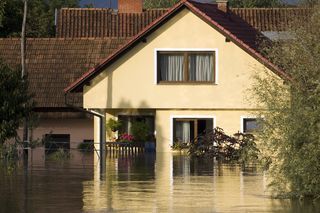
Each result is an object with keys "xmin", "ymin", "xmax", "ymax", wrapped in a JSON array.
[
  {"xmin": 83, "ymin": 8, "xmax": 273, "ymax": 110},
  {"xmin": 17, "ymin": 118, "xmax": 94, "ymax": 149},
  {"xmin": 156, "ymin": 109, "xmax": 257, "ymax": 152}
]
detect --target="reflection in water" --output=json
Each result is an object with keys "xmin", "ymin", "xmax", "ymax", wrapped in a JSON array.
[
  {"xmin": 83, "ymin": 153, "xmax": 319, "ymax": 213},
  {"xmin": 0, "ymin": 152, "xmax": 319, "ymax": 213}
]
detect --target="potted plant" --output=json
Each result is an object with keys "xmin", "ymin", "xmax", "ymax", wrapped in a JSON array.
[
  {"xmin": 106, "ymin": 118, "xmax": 122, "ymax": 132},
  {"xmin": 131, "ymin": 121, "xmax": 155, "ymax": 152}
]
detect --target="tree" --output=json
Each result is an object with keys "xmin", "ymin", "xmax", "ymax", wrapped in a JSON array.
[
  {"xmin": 144, "ymin": 0, "xmax": 283, "ymax": 8},
  {"xmin": 0, "ymin": 1, "xmax": 5, "ymax": 27},
  {"xmin": 144, "ymin": 0, "xmax": 180, "ymax": 8},
  {"xmin": 251, "ymin": 4, "xmax": 320, "ymax": 198},
  {"xmin": 0, "ymin": 0, "xmax": 79, "ymax": 37},
  {"xmin": 0, "ymin": 60, "xmax": 33, "ymax": 145},
  {"xmin": 229, "ymin": 0, "xmax": 282, "ymax": 7}
]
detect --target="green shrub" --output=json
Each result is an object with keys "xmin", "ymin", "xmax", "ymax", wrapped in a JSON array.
[
  {"xmin": 106, "ymin": 118, "xmax": 122, "ymax": 132},
  {"xmin": 131, "ymin": 121, "xmax": 151, "ymax": 142},
  {"xmin": 47, "ymin": 148, "xmax": 70, "ymax": 161},
  {"xmin": 188, "ymin": 127, "xmax": 259, "ymax": 166},
  {"xmin": 77, "ymin": 141, "xmax": 94, "ymax": 152}
]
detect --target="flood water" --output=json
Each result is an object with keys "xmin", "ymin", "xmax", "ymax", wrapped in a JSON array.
[{"xmin": 0, "ymin": 151, "xmax": 319, "ymax": 213}]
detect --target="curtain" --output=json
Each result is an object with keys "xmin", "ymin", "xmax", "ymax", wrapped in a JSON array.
[
  {"xmin": 160, "ymin": 54, "xmax": 184, "ymax": 81},
  {"xmin": 175, "ymin": 121, "xmax": 190, "ymax": 143},
  {"xmin": 189, "ymin": 54, "xmax": 213, "ymax": 81}
]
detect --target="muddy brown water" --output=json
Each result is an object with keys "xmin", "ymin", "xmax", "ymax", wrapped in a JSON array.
[{"xmin": 0, "ymin": 151, "xmax": 318, "ymax": 213}]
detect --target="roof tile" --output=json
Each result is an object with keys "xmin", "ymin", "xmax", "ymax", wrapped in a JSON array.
[{"xmin": 0, "ymin": 38, "xmax": 129, "ymax": 108}]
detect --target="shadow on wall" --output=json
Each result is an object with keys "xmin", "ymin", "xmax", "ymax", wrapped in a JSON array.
[{"xmin": 108, "ymin": 98, "xmax": 164, "ymax": 151}]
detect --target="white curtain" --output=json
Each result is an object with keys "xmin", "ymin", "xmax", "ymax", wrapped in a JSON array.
[
  {"xmin": 175, "ymin": 121, "xmax": 190, "ymax": 143},
  {"xmin": 160, "ymin": 55, "xmax": 184, "ymax": 81},
  {"xmin": 189, "ymin": 54, "xmax": 213, "ymax": 81}
]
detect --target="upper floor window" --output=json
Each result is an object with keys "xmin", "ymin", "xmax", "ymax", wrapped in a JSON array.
[{"xmin": 157, "ymin": 50, "xmax": 216, "ymax": 83}]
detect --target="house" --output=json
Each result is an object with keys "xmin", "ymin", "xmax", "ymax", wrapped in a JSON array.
[
  {"xmin": 0, "ymin": 38, "xmax": 128, "ymax": 153},
  {"xmin": 0, "ymin": 1, "xmax": 165, "ymax": 152},
  {"xmin": 65, "ymin": 0, "xmax": 290, "ymax": 152},
  {"xmin": 0, "ymin": 0, "xmax": 305, "ymax": 153}
]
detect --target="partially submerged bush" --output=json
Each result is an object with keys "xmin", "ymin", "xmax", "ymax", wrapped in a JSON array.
[
  {"xmin": 47, "ymin": 148, "xmax": 70, "ymax": 161},
  {"xmin": 106, "ymin": 118, "xmax": 122, "ymax": 132},
  {"xmin": 188, "ymin": 127, "xmax": 259, "ymax": 165},
  {"xmin": 0, "ymin": 142, "xmax": 19, "ymax": 161},
  {"xmin": 77, "ymin": 141, "xmax": 94, "ymax": 152},
  {"xmin": 131, "ymin": 121, "xmax": 151, "ymax": 142}
]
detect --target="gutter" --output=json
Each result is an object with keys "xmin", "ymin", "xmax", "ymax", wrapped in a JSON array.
[
  {"xmin": 64, "ymin": 93, "xmax": 104, "ymax": 118},
  {"xmin": 64, "ymin": 93, "xmax": 106, "ymax": 172}
]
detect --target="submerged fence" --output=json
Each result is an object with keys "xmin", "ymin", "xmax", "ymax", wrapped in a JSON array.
[{"xmin": 105, "ymin": 142, "xmax": 145, "ymax": 156}]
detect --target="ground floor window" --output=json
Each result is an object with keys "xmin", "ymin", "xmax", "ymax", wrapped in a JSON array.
[
  {"xmin": 242, "ymin": 118, "xmax": 258, "ymax": 133},
  {"xmin": 173, "ymin": 118, "xmax": 214, "ymax": 144},
  {"xmin": 44, "ymin": 134, "xmax": 70, "ymax": 154}
]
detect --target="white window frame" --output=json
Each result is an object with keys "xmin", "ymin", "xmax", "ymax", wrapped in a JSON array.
[
  {"xmin": 154, "ymin": 48, "xmax": 219, "ymax": 85},
  {"xmin": 240, "ymin": 115, "xmax": 258, "ymax": 133},
  {"xmin": 169, "ymin": 115, "xmax": 216, "ymax": 147}
]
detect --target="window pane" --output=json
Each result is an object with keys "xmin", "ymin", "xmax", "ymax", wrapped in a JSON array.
[
  {"xmin": 174, "ymin": 121, "xmax": 191, "ymax": 143},
  {"xmin": 159, "ymin": 54, "xmax": 184, "ymax": 81},
  {"xmin": 189, "ymin": 53, "xmax": 213, "ymax": 81},
  {"xmin": 243, "ymin": 118, "xmax": 258, "ymax": 133}
]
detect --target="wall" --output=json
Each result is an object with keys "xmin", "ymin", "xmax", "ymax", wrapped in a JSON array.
[
  {"xmin": 17, "ymin": 117, "xmax": 94, "ymax": 149},
  {"xmin": 84, "ymin": 8, "xmax": 274, "ymax": 110}
]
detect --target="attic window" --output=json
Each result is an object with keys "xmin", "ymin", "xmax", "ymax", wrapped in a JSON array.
[{"xmin": 156, "ymin": 50, "xmax": 216, "ymax": 84}]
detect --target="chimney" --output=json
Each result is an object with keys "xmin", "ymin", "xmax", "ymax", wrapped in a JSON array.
[
  {"xmin": 118, "ymin": 0, "xmax": 143, "ymax": 13},
  {"xmin": 216, "ymin": 0, "xmax": 229, "ymax": 13}
]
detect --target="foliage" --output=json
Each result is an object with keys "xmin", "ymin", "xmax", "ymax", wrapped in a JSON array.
[
  {"xmin": 171, "ymin": 141, "xmax": 189, "ymax": 151},
  {"xmin": 106, "ymin": 118, "xmax": 122, "ymax": 132},
  {"xmin": 144, "ymin": 0, "xmax": 180, "ymax": 8},
  {"xmin": 188, "ymin": 128, "xmax": 259, "ymax": 166},
  {"xmin": 47, "ymin": 148, "xmax": 70, "ymax": 161},
  {"xmin": 0, "ymin": 0, "xmax": 79, "ymax": 37},
  {"xmin": 0, "ymin": 0, "xmax": 5, "ymax": 27},
  {"xmin": 0, "ymin": 60, "xmax": 33, "ymax": 145},
  {"xmin": 0, "ymin": 141, "xmax": 20, "ymax": 161},
  {"xmin": 300, "ymin": 0, "xmax": 320, "ymax": 6},
  {"xmin": 144, "ymin": 0, "xmax": 284, "ymax": 8},
  {"xmin": 131, "ymin": 121, "xmax": 151, "ymax": 142},
  {"xmin": 250, "ymin": 4, "xmax": 320, "ymax": 199},
  {"xmin": 229, "ymin": 0, "xmax": 283, "ymax": 7},
  {"xmin": 77, "ymin": 141, "xmax": 94, "ymax": 152}
]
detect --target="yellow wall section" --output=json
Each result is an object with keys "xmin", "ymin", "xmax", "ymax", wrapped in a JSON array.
[{"xmin": 83, "ymin": 8, "xmax": 272, "ymax": 109}]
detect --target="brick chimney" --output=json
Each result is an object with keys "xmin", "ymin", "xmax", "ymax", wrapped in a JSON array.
[
  {"xmin": 118, "ymin": 0, "xmax": 143, "ymax": 13},
  {"xmin": 216, "ymin": 0, "xmax": 229, "ymax": 13}
]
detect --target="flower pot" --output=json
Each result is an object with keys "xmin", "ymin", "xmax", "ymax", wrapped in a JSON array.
[{"xmin": 144, "ymin": 141, "xmax": 156, "ymax": 152}]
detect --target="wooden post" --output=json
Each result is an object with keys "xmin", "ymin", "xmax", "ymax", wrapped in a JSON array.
[{"xmin": 21, "ymin": 0, "xmax": 29, "ymax": 159}]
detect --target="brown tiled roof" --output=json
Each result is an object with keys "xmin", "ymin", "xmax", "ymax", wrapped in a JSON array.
[
  {"xmin": 56, "ymin": 6, "xmax": 310, "ymax": 39},
  {"xmin": 0, "ymin": 38, "xmax": 129, "ymax": 108},
  {"xmin": 56, "ymin": 8, "xmax": 167, "ymax": 38},
  {"xmin": 65, "ymin": 0, "xmax": 291, "ymax": 93},
  {"xmin": 232, "ymin": 8, "xmax": 311, "ymax": 31}
]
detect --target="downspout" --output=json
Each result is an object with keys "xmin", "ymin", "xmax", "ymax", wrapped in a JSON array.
[{"xmin": 64, "ymin": 93, "xmax": 106, "ymax": 174}]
